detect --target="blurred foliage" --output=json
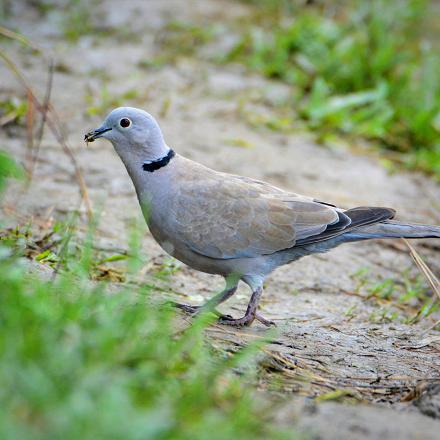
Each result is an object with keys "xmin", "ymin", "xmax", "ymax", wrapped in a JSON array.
[
  {"xmin": 0, "ymin": 204, "xmax": 290, "ymax": 439},
  {"xmin": 0, "ymin": 97, "xmax": 28, "ymax": 127},
  {"xmin": 0, "ymin": 150, "xmax": 24, "ymax": 194},
  {"xmin": 0, "ymin": 1, "xmax": 9, "ymax": 21},
  {"xmin": 5, "ymin": 0, "xmax": 102, "ymax": 41},
  {"xmin": 84, "ymin": 84, "xmax": 140, "ymax": 116},
  {"xmin": 352, "ymin": 267, "xmax": 439, "ymax": 324},
  {"xmin": 154, "ymin": 21, "xmax": 215, "ymax": 62},
  {"xmin": 228, "ymin": 0, "xmax": 440, "ymax": 178},
  {"xmin": 61, "ymin": 0, "xmax": 97, "ymax": 41}
]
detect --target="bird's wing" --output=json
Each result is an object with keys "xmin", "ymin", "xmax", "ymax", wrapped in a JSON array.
[{"xmin": 170, "ymin": 164, "xmax": 349, "ymax": 259}]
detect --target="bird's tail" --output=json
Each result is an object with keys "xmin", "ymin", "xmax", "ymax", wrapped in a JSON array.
[{"xmin": 345, "ymin": 220, "xmax": 440, "ymax": 241}]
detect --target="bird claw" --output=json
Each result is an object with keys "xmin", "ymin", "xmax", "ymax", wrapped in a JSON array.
[
  {"xmin": 217, "ymin": 315, "xmax": 251, "ymax": 327},
  {"xmin": 218, "ymin": 313, "xmax": 276, "ymax": 328},
  {"xmin": 173, "ymin": 302, "xmax": 275, "ymax": 327},
  {"xmin": 173, "ymin": 302, "xmax": 233, "ymax": 320},
  {"xmin": 173, "ymin": 303, "xmax": 200, "ymax": 315},
  {"xmin": 256, "ymin": 314, "xmax": 277, "ymax": 327}
]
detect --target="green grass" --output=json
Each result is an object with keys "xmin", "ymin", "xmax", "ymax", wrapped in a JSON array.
[
  {"xmin": 0, "ymin": 149, "xmax": 25, "ymax": 193},
  {"xmin": 157, "ymin": 21, "xmax": 214, "ymax": 58},
  {"xmin": 351, "ymin": 267, "xmax": 439, "ymax": 324},
  {"xmin": 227, "ymin": 0, "xmax": 440, "ymax": 178},
  {"xmin": 0, "ymin": 231, "xmax": 291, "ymax": 440},
  {"xmin": 0, "ymin": 97, "xmax": 28, "ymax": 127},
  {"xmin": 84, "ymin": 84, "xmax": 140, "ymax": 117},
  {"xmin": 60, "ymin": 0, "xmax": 99, "ymax": 42}
]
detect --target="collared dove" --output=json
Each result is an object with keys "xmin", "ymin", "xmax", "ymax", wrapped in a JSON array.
[{"xmin": 85, "ymin": 107, "xmax": 440, "ymax": 327}]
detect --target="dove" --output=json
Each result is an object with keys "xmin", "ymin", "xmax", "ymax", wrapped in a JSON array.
[{"xmin": 85, "ymin": 107, "xmax": 440, "ymax": 327}]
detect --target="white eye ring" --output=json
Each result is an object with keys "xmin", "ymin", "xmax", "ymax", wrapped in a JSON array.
[{"xmin": 119, "ymin": 117, "xmax": 132, "ymax": 129}]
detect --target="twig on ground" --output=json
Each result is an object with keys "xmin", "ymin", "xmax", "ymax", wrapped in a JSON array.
[
  {"xmin": 0, "ymin": 26, "xmax": 45, "ymax": 53},
  {"xmin": 420, "ymin": 319, "xmax": 440, "ymax": 336},
  {"xmin": 0, "ymin": 47, "xmax": 93, "ymax": 219},
  {"xmin": 28, "ymin": 58, "xmax": 54, "ymax": 179},
  {"xmin": 402, "ymin": 238, "xmax": 440, "ymax": 302},
  {"xmin": 25, "ymin": 89, "xmax": 34, "ymax": 175}
]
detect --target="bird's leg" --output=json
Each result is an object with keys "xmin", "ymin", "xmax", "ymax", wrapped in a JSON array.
[
  {"xmin": 218, "ymin": 286, "xmax": 275, "ymax": 327},
  {"xmin": 218, "ymin": 286, "xmax": 261, "ymax": 327},
  {"xmin": 201, "ymin": 285, "xmax": 237, "ymax": 312},
  {"xmin": 173, "ymin": 285, "xmax": 238, "ymax": 318}
]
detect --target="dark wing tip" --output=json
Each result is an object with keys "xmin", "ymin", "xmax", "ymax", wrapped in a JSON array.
[
  {"xmin": 295, "ymin": 206, "xmax": 396, "ymax": 246},
  {"xmin": 344, "ymin": 206, "xmax": 396, "ymax": 227}
]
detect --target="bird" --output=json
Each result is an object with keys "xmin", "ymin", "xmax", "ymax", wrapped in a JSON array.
[{"xmin": 85, "ymin": 107, "xmax": 440, "ymax": 327}]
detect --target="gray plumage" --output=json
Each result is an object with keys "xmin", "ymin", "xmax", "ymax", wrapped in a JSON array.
[{"xmin": 85, "ymin": 107, "xmax": 440, "ymax": 326}]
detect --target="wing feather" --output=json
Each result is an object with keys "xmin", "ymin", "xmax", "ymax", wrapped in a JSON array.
[{"xmin": 170, "ymin": 164, "xmax": 342, "ymax": 259}]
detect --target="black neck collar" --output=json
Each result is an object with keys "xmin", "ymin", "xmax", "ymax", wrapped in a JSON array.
[{"xmin": 142, "ymin": 149, "xmax": 175, "ymax": 172}]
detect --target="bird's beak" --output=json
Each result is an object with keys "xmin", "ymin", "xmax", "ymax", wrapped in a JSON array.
[{"xmin": 84, "ymin": 126, "xmax": 112, "ymax": 144}]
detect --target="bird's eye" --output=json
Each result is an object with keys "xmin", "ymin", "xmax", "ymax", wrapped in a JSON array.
[{"xmin": 119, "ymin": 118, "xmax": 131, "ymax": 128}]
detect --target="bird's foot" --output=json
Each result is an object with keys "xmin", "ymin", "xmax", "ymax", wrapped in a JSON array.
[
  {"xmin": 218, "ymin": 312, "xmax": 276, "ymax": 328},
  {"xmin": 255, "ymin": 314, "xmax": 276, "ymax": 327},
  {"xmin": 173, "ymin": 302, "xmax": 200, "ymax": 315},
  {"xmin": 173, "ymin": 302, "xmax": 233, "ymax": 319},
  {"xmin": 173, "ymin": 302, "xmax": 275, "ymax": 327}
]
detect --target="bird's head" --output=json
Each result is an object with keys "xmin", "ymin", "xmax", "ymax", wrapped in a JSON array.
[{"xmin": 85, "ymin": 107, "xmax": 168, "ymax": 163}]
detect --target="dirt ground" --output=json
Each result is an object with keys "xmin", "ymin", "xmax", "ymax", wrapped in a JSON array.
[{"xmin": 1, "ymin": 1, "xmax": 440, "ymax": 438}]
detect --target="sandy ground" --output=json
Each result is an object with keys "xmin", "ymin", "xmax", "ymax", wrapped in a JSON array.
[{"xmin": 1, "ymin": 0, "xmax": 440, "ymax": 437}]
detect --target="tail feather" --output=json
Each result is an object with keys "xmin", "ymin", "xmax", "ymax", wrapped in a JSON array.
[{"xmin": 346, "ymin": 220, "xmax": 440, "ymax": 240}]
